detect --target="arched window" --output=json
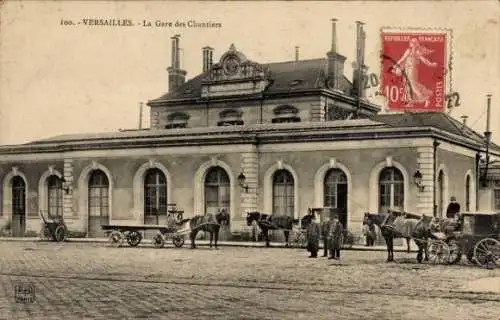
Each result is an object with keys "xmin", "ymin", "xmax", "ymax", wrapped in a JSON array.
[
  {"xmin": 144, "ymin": 168, "xmax": 167, "ymax": 216},
  {"xmin": 47, "ymin": 175, "xmax": 63, "ymax": 216},
  {"xmin": 272, "ymin": 105, "xmax": 301, "ymax": 123},
  {"xmin": 88, "ymin": 170, "xmax": 109, "ymax": 218},
  {"xmin": 165, "ymin": 112, "xmax": 190, "ymax": 129},
  {"xmin": 324, "ymin": 169, "xmax": 348, "ymax": 209},
  {"xmin": 12, "ymin": 176, "xmax": 26, "ymax": 216},
  {"xmin": 218, "ymin": 108, "xmax": 244, "ymax": 126},
  {"xmin": 437, "ymin": 170, "xmax": 444, "ymax": 217},
  {"xmin": 272, "ymin": 169, "xmax": 294, "ymax": 216},
  {"xmin": 378, "ymin": 167, "xmax": 404, "ymax": 213},
  {"xmin": 204, "ymin": 167, "xmax": 230, "ymax": 215},
  {"xmin": 465, "ymin": 175, "xmax": 471, "ymax": 212}
]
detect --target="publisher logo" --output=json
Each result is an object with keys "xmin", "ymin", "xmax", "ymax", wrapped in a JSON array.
[{"xmin": 14, "ymin": 283, "xmax": 35, "ymax": 304}]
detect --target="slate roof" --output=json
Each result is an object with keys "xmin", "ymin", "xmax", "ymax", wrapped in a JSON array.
[
  {"xmin": 26, "ymin": 119, "xmax": 385, "ymax": 144},
  {"xmin": 369, "ymin": 112, "xmax": 500, "ymax": 149},
  {"xmin": 149, "ymin": 58, "xmax": 352, "ymax": 102}
]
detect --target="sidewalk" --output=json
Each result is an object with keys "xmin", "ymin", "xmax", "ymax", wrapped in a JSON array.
[{"xmin": 0, "ymin": 237, "xmax": 419, "ymax": 252}]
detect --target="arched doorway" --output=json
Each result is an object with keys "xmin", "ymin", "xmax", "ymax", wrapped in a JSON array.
[
  {"xmin": 204, "ymin": 166, "xmax": 230, "ymax": 240},
  {"xmin": 272, "ymin": 169, "xmax": 294, "ymax": 217},
  {"xmin": 437, "ymin": 170, "xmax": 444, "ymax": 217},
  {"xmin": 47, "ymin": 175, "xmax": 63, "ymax": 217},
  {"xmin": 323, "ymin": 168, "xmax": 348, "ymax": 228},
  {"xmin": 88, "ymin": 170, "xmax": 110, "ymax": 237},
  {"xmin": 144, "ymin": 168, "xmax": 167, "ymax": 238},
  {"xmin": 11, "ymin": 176, "xmax": 26, "ymax": 237}
]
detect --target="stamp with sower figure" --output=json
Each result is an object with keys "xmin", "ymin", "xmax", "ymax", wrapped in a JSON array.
[{"xmin": 380, "ymin": 28, "xmax": 452, "ymax": 112}]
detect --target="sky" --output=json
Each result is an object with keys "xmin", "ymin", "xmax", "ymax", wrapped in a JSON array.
[{"xmin": 0, "ymin": 0, "xmax": 499, "ymax": 145}]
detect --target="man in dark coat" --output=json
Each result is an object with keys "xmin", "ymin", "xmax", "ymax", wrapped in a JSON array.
[
  {"xmin": 306, "ymin": 212, "xmax": 320, "ymax": 258},
  {"xmin": 328, "ymin": 216, "xmax": 344, "ymax": 260},
  {"xmin": 446, "ymin": 196, "xmax": 460, "ymax": 219}
]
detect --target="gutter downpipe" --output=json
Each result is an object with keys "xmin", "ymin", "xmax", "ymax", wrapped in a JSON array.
[
  {"xmin": 475, "ymin": 151, "xmax": 481, "ymax": 211},
  {"xmin": 433, "ymin": 139, "xmax": 440, "ymax": 217}
]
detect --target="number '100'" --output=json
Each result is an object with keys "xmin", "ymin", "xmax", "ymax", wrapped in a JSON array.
[{"xmin": 384, "ymin": 85, "xmax": 405, "ymax": 103}]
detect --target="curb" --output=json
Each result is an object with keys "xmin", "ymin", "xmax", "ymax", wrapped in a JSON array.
[{"xmin": 0, "ymin": 237, "xmax": 419, "ymax": 253}]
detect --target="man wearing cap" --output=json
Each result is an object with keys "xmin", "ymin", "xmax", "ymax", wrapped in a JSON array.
[
  {"xmin": 446, "ymin": 196, "xmax": 461, "ymax": 219},
  {"xmin": 306, "ymin": 212, "xmax": 320, "ymax": 258}
]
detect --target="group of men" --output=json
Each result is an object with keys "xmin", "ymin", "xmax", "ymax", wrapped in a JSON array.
[{"xmin": 305, "ymin": 210, "xmax": 344, "ymax": 260}]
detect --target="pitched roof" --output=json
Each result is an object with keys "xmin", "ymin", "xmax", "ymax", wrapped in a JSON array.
[
  {"xmin": 370, "ymin": 112, "xmax": 500, "ymax": 150},
  {"xmin": 150, "ymin": 58, "xmax": 352, "ymax": 102}
]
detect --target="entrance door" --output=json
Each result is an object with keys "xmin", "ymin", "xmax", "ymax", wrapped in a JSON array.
[
  {"xmin": 11, "ymin": 176, "xmax": 26, "ymax": 237},
  {"xmin": 324, "ymin": 169, "xmax": 348, "ymax": 228},
  {"xmin": 88, "ymin": 170, "xmax": 110, "ymax": 238},
  {"xmin": 204, "ymin": 167, "xmax": 230, "ymax": 240}
]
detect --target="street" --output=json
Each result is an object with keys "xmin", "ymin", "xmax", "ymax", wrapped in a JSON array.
[{"xmin": 0, "ymin": 241, "xmax": 499, "ymax": 320}]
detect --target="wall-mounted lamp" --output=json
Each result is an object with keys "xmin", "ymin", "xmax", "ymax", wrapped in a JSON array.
[
  {"xmin": 61, "ymin": 177, "xmax": 72, "ymax": 195},
  {"xmin": 237, "ymin": 172, "xmax": 249, "ymax": 193},
  {"xmin": 413, "ymin": 170, "xmax": 425, "ymax": 192}
]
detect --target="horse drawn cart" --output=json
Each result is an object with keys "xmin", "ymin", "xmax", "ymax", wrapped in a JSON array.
[
  {"xmin": 102, "ymin": 208, "xmax": 188, "ymax": 248},
  {"xmin": 39, "ymin": 210, "xmax": 67, "ymax": 242},
  {"xmin": 427, "ymin": 211, "xmax": 500, "ymax": 268}
]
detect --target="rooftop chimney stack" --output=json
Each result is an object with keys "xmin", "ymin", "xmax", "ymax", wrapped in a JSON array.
[
  {"xmin": 295, "ymin": 46, "xmax": 299, "ymax": 61},
  {"xmin": 202, "ymin": 46, "xmax": 214, "ymax": 72},
  {"xmin": 167, "ymin": 34, "xmax": 187, "ymax": 92},
  {"xmin": 326, "ymin": 19, "xmax": 347, "ymax": 92},
  {"xmin": 352, "ymin": 21, "xmax": 366, "ymax": 99}
]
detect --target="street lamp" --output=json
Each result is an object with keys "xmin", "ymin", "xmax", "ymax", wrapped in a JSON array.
[
  {"xmin": 237, "ymin": 172, "xmax": 249, "ymax": 193},
  {"xmin": 413, "ymin": 170, "xmax": 425, "ymax": 192}
]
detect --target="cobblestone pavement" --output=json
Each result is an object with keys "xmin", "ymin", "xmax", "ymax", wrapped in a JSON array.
[{"xmin": 0, "ymin": 241, "xmax": 499, "ymax": 320}]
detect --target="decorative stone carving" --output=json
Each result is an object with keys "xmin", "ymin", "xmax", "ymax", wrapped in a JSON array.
[
  {"xmin": 329, "ymin": 158, "xmax": 337, "ymax": 168},
  {"xmin": 385, "ymin": 156, "xmax": 393, "ymax": 168},
  {"xmin": 277, "ymin": 160, "xmax": 283, "ymax": 170},
  {"xmin": 91, "ymin": 160, "xmax": 98, "ymax": 169},
  {"xmin": 11, "ymin": 166, "xmax": 18, "ymax": 176}
]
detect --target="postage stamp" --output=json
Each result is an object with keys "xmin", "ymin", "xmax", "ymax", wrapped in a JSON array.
[{"xmin": 379, "ymin": 27, "xmax": 452, "ymax": 112}]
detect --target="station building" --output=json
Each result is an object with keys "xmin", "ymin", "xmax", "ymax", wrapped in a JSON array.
[{"xmin": 1, "ymin": 21, "xmax": 499, "ymax": 240}]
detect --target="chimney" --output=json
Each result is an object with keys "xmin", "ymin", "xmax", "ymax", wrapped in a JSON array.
[
  {"xmin": 167, "ymin": 34, "xmax": 187, "ymax": 92},
  {"xmin": 326, "ymin": 19, "xmax": 347, "ymax": 92},
  {"xmin": 295, "ymin": 46, "xmax": 299, "ymax": 61},
  {"xmin": 352, "ymin": 21, "xmax": 366, "ymax": 99},
  {"xmin": 202, "ymin": 46, "xmax": 214, "ymax": 72}
]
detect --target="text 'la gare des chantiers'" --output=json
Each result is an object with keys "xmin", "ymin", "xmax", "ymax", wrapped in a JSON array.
[{"xmin": 60, "ymin": 18, "xmax": 223, "ymax": 28}]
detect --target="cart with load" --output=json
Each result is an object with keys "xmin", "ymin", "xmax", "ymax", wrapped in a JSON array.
[
  {"xmin": 427, "ymin": 211, "xmax": 500, "ymax": 268},
  {"xmin": 102, "ymin": 206, "xmax": 189, "ymax": 248},
  {"xmin": 39, "ymin": 210, "xmax": 67, "ymax": 242}
]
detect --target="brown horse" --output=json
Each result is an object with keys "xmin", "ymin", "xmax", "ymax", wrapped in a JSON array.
[
  {"xmin": 364, "ymin": 211, "xmax": 433, "ymax": 263},
  {"xmin": 186, "ymin": 209, "xmax": 230, "ymax": 249},
  {"xmin": 246, "ymin": 212, "xmax": 300, "ymax": 247}
]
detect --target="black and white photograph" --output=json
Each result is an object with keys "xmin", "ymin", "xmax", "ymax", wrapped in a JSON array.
[{"xmin": 0, "ymin": 1, "xmax": 499, "ymax": 319}]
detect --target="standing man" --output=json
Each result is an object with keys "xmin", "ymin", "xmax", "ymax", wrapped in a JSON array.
[
  {"xmin": 328, "ymin": 215, "xmax": 344, "ymax": 260},
  {"xmin": 446, "ymin": 196, "xmax": 461, "ymax": 219},
  {"xmin": 306, "ymin": 212, "xmax": 320, "ymax": 258}
]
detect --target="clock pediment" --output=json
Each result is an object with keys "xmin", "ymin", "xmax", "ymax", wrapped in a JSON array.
[{"xmin": 201, "ymin": 44, "xmax": 269, "ymax": 98}]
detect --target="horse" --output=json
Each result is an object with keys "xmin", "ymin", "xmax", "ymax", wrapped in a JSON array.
[
  {"xmin": 246, "ymin": 211, "xmax": 300, "ymax": 247},
  {"xmin": 363, "ymin": 211, "xmax": 433, "ymax": 263},
  {"xmin": 186, "ymin": 209, "xmax": 230, "ymax": 249}
]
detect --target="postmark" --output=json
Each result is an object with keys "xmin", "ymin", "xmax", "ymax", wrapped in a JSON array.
[
  {"xmin": 14, "ymin": 282, "xmax": 36, "ymax": 304},
  {"xmin": 379, "ymin": 27, "xmax": 453, "ymax": 112}
]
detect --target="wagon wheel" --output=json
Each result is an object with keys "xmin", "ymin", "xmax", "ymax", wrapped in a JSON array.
[
  {"xmin": 427, "ymin": 239, "xmax": 450, "ymax": 264},
  {"xmin": 53, "ymin": 226, "xmax": 66, "ymax": 242},
  {"xmin": 445, "ymin": 238, "xmax": 462, "ymax": 265},
  {"xmin": 108, "ymin": 231, "xmax": 125, "ymax": 247},
  {"xmin": 473, "ymin": 238, "xmax": 500, "ymax": 269},
  {"xmin": 126, "ymin": 231, "xmax": 143, "ymax": 247},
  {"xmin": 152, "ymin": 232, "xmax": 165, "ymax": 248},
  {"xmin": 294, "ymin": 231, "xmax": 306, "ymax": 248},
  {"xmin": 172, "ymin": 234, "xmax": 184, "ymax": 248}
]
